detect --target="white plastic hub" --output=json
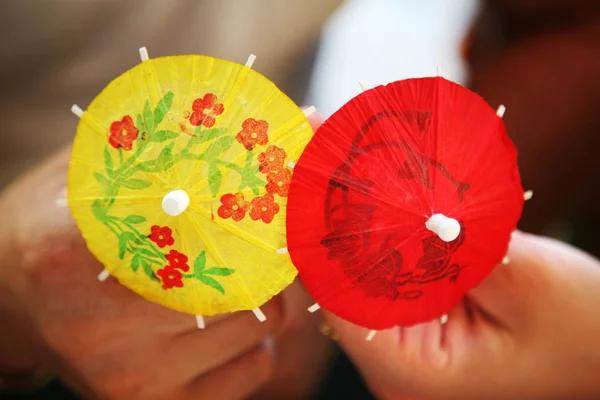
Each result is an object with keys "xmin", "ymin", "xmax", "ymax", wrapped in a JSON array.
[
  {"xmin": 425, "ymin": 213, "xmax": 460, "ymax": 242},
  {"xmin": 161, "ymin": 189, "xmax": 190, "ymax": 216}
]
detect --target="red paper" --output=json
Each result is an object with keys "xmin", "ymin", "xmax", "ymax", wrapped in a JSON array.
[{"xmin": 287, "ymin": 77, "xmax": 524, "ymax": 329}]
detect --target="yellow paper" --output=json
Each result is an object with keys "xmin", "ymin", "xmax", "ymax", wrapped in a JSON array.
[{"xmin": 68, "ymin": 55, "xmax": 312, "ymax": 315}]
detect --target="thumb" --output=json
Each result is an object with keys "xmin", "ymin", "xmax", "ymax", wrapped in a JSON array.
[
  {"xmin": 467, "ymin": 230, "xmax": 600, "ymax": 328},
  {"xmin": 320, "ymin": 231, "xmax": 600, "ymax": 399}
]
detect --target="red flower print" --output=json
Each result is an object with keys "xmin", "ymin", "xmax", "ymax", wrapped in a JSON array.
[
  {"xmin": 236, "ymin": 118, "xmax": 269, "ymax": 151},
  {"xmin": 189, "ymin": 93, "xmax": 224, "ymax": 128},
  {"xmin": 157, "ymin": 265, "xmax": 183, "ymax": 290},
  {"xmin": 266, "ymin": 169, "xmax": 292, "ymax": 197},
  {"xmin": 218, "ymin": 193, "xmax": 249, "ymax": 221},
  {"xmin": 108, "ymin": 115, "xmax": 139, "ymax": 151},
  {"xmin": 165, "ymin": 250, "xmax": 189, "ymax": 272},
  {"xmin": 258, "ymin": 145, "xmax": 287, "ymax": 174},
  {"xmin": 148, "ymin": 225, "xmax": 174, "ymax": 248},
  {"xmin": 249, "ymin": 194, "xmax": 280, "ymax": 224}
]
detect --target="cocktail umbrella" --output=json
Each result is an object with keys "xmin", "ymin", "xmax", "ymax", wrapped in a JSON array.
[
  {"xmin": 287, "ymin": 76, "xmax": 525, "ymax": 334},
  {"xmin": 66, "ymin": 48, "xmax": 314, "ymax": 327}
]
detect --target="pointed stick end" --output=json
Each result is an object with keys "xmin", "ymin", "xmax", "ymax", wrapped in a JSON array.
[
  {"xmin": 496, "ymin": 104, "xmax": 506, "ymax": 117},
  {"xmin": 308, "ymin": 303, "xmax": 321, "ymax": 313},
  {"xmin": 139, "ymin": 46, "xmax": 149, "ymax": 62},
  {"xmin": 303, "ymin": 106, "xmax": 317, "ymax": 118},
  {"xmin": 55, "ymin": 198, "xmax": 68, "ymax": 207},
  {"xmin": 97, "ymin": 269, "xmax": 110, "ymax": 282},
  {"xmin": 253, "ymin": 308, "xmax": 267, "ymax": 322},
  {"xmin": 245, "ymin": 54, "xmax": 257, "ymax": 68},
  {"xmin": 71, "ymin": 104, "xmax": 84, "ymax": 118}
]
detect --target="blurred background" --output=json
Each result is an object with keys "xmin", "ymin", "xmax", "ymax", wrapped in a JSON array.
[
  {"xmin": 308, "ymin": 0, "xmax": 478, "ymax": 116},
  {"xmin": 1, "ymin": 0, "xmax": 599, "ymax": 398}
]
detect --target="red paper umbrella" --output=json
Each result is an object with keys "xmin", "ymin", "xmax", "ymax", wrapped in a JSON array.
[{"xmin": 286, "ymin": 77, "xmax": 525, "ymax": 330}]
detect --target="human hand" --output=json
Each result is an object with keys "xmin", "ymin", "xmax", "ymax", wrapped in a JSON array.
[
  {"xmin": 0, "ymin": 148, "xmax": 289, "ymax": 400},
  {"xmin": 0, "ymin": 113, "xmax": 331, "ymax": 400},
  {"xmin": 323, "ymin": 231, "xmax": 600, "ymax": 400}
]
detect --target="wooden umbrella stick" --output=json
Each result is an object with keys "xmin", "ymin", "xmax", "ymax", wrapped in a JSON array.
[
  {"xmin": 366, "ymin": 330, "xmax": 377, "ymax": 341},
  {"xmin": 308, "ymin": 303, "xmax": 321, "ymax": 313},
  {"xmin": 245, "ymin": 54, "xmax": 256, "ymax": 68},
  {"xmin": 97, "ymin": 269, "xmax": 110, "ymax": 282},
  {"xmin": 253, "ymin": 308, "xmax": 267, "ymax": 322}
]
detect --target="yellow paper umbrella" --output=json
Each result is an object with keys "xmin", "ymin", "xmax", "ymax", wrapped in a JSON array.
[{"xmin": 67, "ymin": 48, "xmax": 313, "ymax": 322}]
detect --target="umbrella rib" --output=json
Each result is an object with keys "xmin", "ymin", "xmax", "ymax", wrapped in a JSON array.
[
  {"xmin": 189, "ymin": 203, "xmax": 277, "ymax": 253},
  {"xmin": 182, "ymin": 61, "xmax": 253, "ymax": 192},
  {"xmin": 138, "ymin": 54, "xmax": 185, "ymax": 189},
  {"xmin": 61, "ymin": 195, "xmax": 164, "ymax": 208},
  {"xmin": 185, "ymin": 207, "xmax": 258, "ymax": 309},
  {"xmin": 188, "ymin": 99, "xmax": 307, "ymax": 197}
]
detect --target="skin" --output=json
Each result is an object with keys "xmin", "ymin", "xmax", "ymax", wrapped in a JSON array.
[
  {"xmin": 319, "ymin": 5, "xmax": 598, "ymax": 398},
  {"xmin": 0, "ymin": 115, "xmax": 335, "ymax": 400},
  {"xmin": 325, "ymin": 232, "xmax": 600, "ymax": 400}
]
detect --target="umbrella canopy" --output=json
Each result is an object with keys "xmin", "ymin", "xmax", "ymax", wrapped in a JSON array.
[
  {"xmin": 287, "ymin": 77, "xmax": 524, "ymax": 329},
  {"xmin": 68, "ymin": 53, "xmax": 312, "ymax": 316}
]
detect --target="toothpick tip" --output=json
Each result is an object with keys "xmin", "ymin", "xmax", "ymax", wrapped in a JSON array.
[
  {"xmin": 139, "ymin": 46, "xmax": 149, "ymax": 62},
  {"xmin": 440, "ymin": 314, "xmax": 449, "ymax": 325},
  {"xmin": 359, "ymin": 81, "xmax": 368, "ymax": 91},
  {"xmin": 287, "ymin": 161, "xmax": 296, "ymax": 169},
  {"xmin": 245, "ymin": 54, "xmax": 256, "ymax": 68},
  {"xmin": 252, "ymin": 308, "xmax": 267, "ymax": 322},
  {"xmin": 366, "ymin": 330, "xmax": 377, "ymax": 341},
  {"xmin": 308, "ymin": 303, "xmax": 321, "ymax": 313},
  {"xmin": 55, "ymin": 198, "xmax": 68, "ymax": 207},
  {"xmin": 71, "ymin": 104, "xmax": 84, "ymax": 118},
  {"xmin": 276, "ymin": 247, "xmax": 288, "ymax": 255},
  {"xmin": 524, "ymin": 190, "xmax": 533, "ymax": 201},
  {"xmin": 496, "ymin": 104, "xmax": 506, "ymax": 117},
  {"xmin": 303, "ymin": 106, "xmax": 317, "ymax": 117},
  {"xmin": 97, "ymin": 269, "xmax": 110, "ymax": 282},
  {"xmin": 195, "ymin": 315, "xmax": 205, "ymax": 329},
  {"xmin": 502, "ymin": 255, "xmax": 510, "ymax": 265}
]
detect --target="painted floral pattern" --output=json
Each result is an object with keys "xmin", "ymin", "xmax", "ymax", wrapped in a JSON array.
[
  {"xmin": 189, "ymin": 93, "xmax": 224, "ymax": 128},
  {"xmin": 266, "ymin": 169, "xmax": 292, "ymax": 197},
  {"xmin": 94, "ymin": 90, "xmax": 291, "ymax": 289},
  {"xmin": 165, "ymin": 250, "xmax": 189, "ymax": 272},
  {"xmin": 149, "ymin": 225, "xmax": 175, "ymax": 248},
  {"xmin": 109, "ymin": 116, "xmax": 139, "ymax": 150},
  {"xmin": 236, "ymin": 118, "xmax": 269, "ymax": 150},
  {"xmin": 218, "ymin": 193, "xmax": 250, "ymax": 221},
  {"xmin": 250, "ymin": 194, "xmax": 280, "ymax": 223},
  {"xmin": 157, "ymin": 266, "xmax": 184, "ymax": 289},
  {"xmin": 258, "ymin": 145, "xmax": 286, "ymax": 174}
]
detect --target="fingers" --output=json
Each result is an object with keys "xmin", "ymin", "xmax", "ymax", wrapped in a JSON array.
[
  {"xmin": 185, "ymin": 343, "xmax": 275, "ymax": 400},
  {"xmin": 467, "ymin": 230, "xmax": 600, "ymax": 328},
  {"xmin": 161, "ymin": 296, "xmax": 285, "ymax": 383}
]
